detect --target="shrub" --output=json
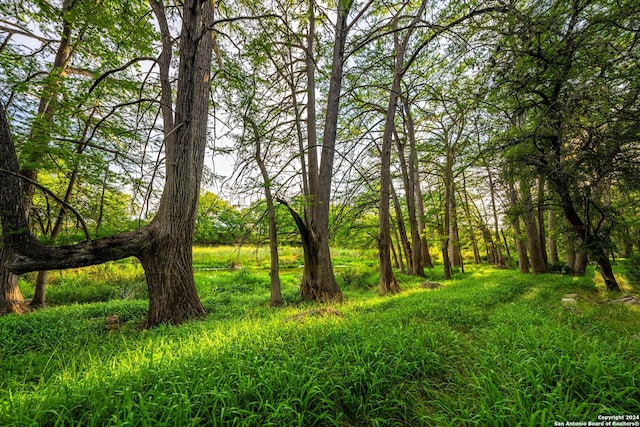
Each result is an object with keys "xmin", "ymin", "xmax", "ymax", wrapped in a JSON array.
[
  {"xmin": 623, "ymin": 254, "xmax": 640, "ymax": 283},
  {"xmin": 337, "ymin": 268, "xmax": 378, "ymax": 290},
  {"xmin": 548, "ymin": 261, "xmax": 574, "ymax": 275}
]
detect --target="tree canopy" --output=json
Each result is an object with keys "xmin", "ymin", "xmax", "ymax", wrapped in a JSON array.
[{"xmin": 1, "ymin": 0, "xmax": 639, "ymax": 323}]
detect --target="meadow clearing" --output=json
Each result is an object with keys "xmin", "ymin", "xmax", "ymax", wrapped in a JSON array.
[{"xmin": 1, "ymin": 246, "xmax": 639, "ymax": 426}]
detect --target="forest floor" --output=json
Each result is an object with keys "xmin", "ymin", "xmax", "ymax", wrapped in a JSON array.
[{"xmin": 1, "ymin": 246, "xmax": 639, "ymax": 426}]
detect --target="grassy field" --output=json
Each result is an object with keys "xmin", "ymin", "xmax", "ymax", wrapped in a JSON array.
[{"xmin": 2, "ymin": 246, "xmax": 640, "ymax": 426}]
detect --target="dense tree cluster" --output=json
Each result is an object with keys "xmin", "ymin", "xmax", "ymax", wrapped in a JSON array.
[{"xmin": 1, "ymin": 0, "xmax": 638, "ymax": 324}]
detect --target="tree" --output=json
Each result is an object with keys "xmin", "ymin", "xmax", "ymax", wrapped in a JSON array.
[
  {"xmin": 1, "ymin": 0, "xmax": 216, "ymax": 325},
  {"xmin": 245, "ymin": 116, "xmax": 283, "ymax": 306},
  {"xmin": 195, "ymin": 192, "xmax": 245, "ymax": 245},
  {"xmin": 487, "ymin": 0, "xmax": 640, "ymax": 290},
  {"xmin": 1, "ymin": 0, "xmax": 160, "ymax": 309}
]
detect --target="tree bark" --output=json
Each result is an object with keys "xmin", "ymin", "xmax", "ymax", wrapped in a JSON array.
[
  {"xmin": 520, "ymin": 177, "xmax": 548, "ymax": 274},
  {"xmin": 507, "ymin": 182, "xmax": 530, "ymax": 273},
  {"xmin": 391, "ymin": 182, "xmax": 413, "ymax": 273},
  {"xmin": 487, "ymin": 170, "xmax": 506, "ymax": 268},
  {"xmin": 290, "ymin": 0, "xmax": 351, "ymax": 301},
  {"xmin": 548, "ymin": 208, "xmax": 559, "ymax": 264},
  {"xmin": 396, "ymin": 106, "xmax": 424, "ymax": 276},
  {"xmin": 462, "ymin": 171, "xmax": 482, "ymax": 265},
  {"xmin": 246, "ymin": 117, "xmax": 282, "ymax": 306},
  {"xmin": 445, "ymin": 149, "xmax": 463, "ymax": 269},
  {"xmin": 537, "ymin": 176, "xmax": 549, "ymax": 267},
  {"xmin": 548, "ymin": 161, "xmax": 619, "ymax": 290},
  {"xmin": 0, "ymin": 248, "xmax": 27, "ymax": 315}
]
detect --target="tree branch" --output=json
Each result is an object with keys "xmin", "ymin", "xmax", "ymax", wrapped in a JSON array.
[
  {"xmin": 87, "ymin": 56, "xmax": 156, "ymax": 95},
  {"xmin": 0, "ymin": 168, "xmax": 92, "ymax": 242}
]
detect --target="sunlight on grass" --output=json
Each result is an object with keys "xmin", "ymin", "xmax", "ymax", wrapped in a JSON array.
[{"xmin": 3, "ymin": 258, "xmax": 640, "ymax": 425}]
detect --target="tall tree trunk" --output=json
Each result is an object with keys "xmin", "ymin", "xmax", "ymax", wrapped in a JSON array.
[
  {"xmin": 548, "ymin": 208, "xmax": 559, "ymax": 264},
  {"xmin": 397, "ymin": 104, "xmax": 424, "ymax": 276},
  {"xmin": 448, "ymin": 199, "xmax": 463, "ymax": 268},
  {"xmin": 297, "ymin": 1, "xmax": 350, "ymax": 301},
  {"xmin": 415, "ymin": 176, "xmax": 434, "ymax": 268},
  {"xmin": 507, "ymin": 182, "xmax": 530, "ymax": 273},
  {"xmin": 487, "ymin": 170, "xmax": 506, "ymax": 268},
  {"xmin": 441, "ymin": 235, "xmax": 453, "ymax": 280},
  {"xmin": 378, "ymin": 0, "xmax": 434, "ymax": 292},
  {"xmin": 264, "ymin": 180, "xmax": 283, "ymax": 307},
  {"xmin": 390, "ymin": 225, "xmax": 403, "ymax": 272},
  {"xmin": 537, "ymin": 177, "xmax": 549, "ymax": 267},
  {"xmin": 521, "ymin": 177, "xmax": 548, "ymax": 274},
  {"xmin": 391, "ymin": 182, "xmax": 413, "ymax": 272},
  {"xmin": 462, "ymin": 171, "xmax": 481, "ymax": 265},
  {"xmin": 246, "ymin": 118, "xmax": 283, "ymax": 307},
  {"xmin": 305, "ymin": 0, "xmax": 318, "ymax": 214},
  {"xmin": 137, "ymin": 0, "xmax": 215, "ymax": 326}
]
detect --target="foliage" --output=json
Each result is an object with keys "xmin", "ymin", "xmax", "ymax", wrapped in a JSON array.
[
  {"xmin": 622, "ymin": 255, "xmax": 640, "ymax": 284},
  {"xmin": 19, "ymin": 261, "xmax": 147, "ymax": 304},
  {"xmin": 548, "ymin": 261, "xmax": 574, "ymax": 275},
  {"xmin": 2, "ymin": 262, "xmax": 639, "ymax": 425},
  {"xmin": 195, "ymin": 192, "xmax": 248, "ymax": 245}
]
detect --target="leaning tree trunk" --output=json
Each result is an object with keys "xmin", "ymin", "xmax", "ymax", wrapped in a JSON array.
[{"xmin": 550, "ymin": 167, "xmax": 620, "ymax": 290}]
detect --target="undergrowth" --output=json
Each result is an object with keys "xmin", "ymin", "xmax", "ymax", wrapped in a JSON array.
[{"xmin": 2, "ymin": 253, "xmax": 639, "ymax": 426}]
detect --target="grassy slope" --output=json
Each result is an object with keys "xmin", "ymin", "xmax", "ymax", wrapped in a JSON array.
[{"xmin": 1, "ymin": 249, "xmax": 639, "ymax": 426}]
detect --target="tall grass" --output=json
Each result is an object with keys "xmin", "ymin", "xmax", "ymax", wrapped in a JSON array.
[{"xmin": 2, "ymin": 255, "xmax": 639, "ymax": 426}]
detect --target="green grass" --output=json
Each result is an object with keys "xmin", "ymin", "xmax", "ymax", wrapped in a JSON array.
[{"xmin": 2, "ymin": 250, "xmax": 640, "ymax": 426}]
